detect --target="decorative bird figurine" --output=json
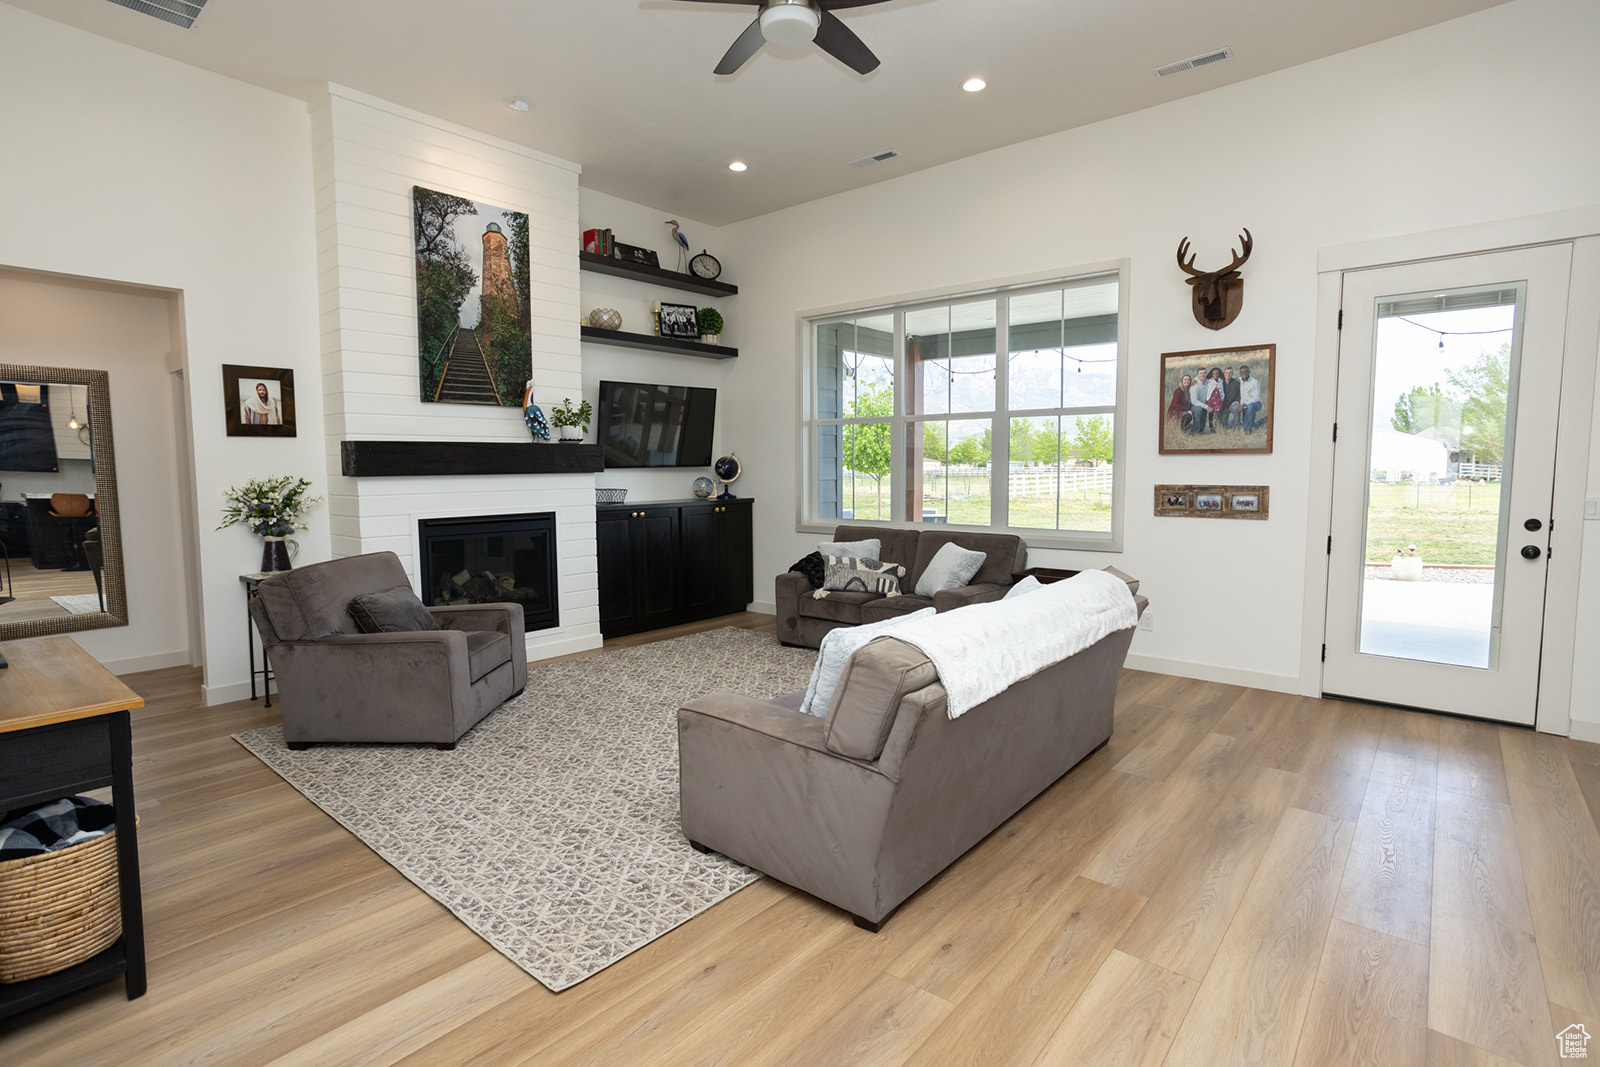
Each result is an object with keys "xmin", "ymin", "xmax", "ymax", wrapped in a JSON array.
[
  {"xmin": 665, "ymin": 219, "xmax": 691, "ymax": 272},
  {"xmin": 522, "ymin": 379, "xmax": 550, "ymax": 441}
]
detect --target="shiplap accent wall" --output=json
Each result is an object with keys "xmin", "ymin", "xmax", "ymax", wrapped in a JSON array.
[{"xmin": 311, "ymin": 84, "xmax": 602, "ymax": 659}]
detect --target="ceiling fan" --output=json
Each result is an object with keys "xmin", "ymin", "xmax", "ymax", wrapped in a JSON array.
[{"xmin": 672, "ymin": 0, "xmax": 890, "ymax": 76}]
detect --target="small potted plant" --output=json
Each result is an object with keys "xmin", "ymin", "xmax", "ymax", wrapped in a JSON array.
[
  {"xmin": 697, "ymin": 307, "xmax": 724, "ymax": 346},
  {"xmin": 1391, "ymin": 543, "xmax": 1423, "ymax": 581},
  {"xmin": 550, "ymin": 397, "xmax": 592, "ymax": 442}
]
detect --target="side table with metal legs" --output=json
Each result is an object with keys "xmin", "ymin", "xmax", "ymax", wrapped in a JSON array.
[{"xmin": 240, "ymin": 574, "xmax": 275, "ymax": 708}]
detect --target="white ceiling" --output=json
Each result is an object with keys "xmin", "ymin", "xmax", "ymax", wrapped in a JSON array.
[{"xmin": 5, "ymin": 0, "xmax": 1510, "ymax": 225}]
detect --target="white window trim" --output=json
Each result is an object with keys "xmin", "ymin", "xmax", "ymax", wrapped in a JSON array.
[{"xmin": 795, "ymin": 260, "xmax": 1129, "ymax": 552}]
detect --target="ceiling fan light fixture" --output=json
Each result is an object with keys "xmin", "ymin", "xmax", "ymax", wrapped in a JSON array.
[{"xmin": 759, "ymin": 1, "xmax": 821, "ymax": 48}]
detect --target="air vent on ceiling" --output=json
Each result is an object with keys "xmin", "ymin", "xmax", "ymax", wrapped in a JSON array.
[
  {"xmin": 1153, "ymin": 46, "xmax": 1233, "ymax": 78},
  {"xmin": 849, "ymin": 149, "xmax": 901, "ymax": 169},
  {"xmin": 104, "ymin": 0, "xmax": 209, "ymax": 29}
]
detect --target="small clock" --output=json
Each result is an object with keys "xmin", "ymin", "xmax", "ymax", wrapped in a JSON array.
[{"xmin": 689, "ymin": 250, "xmax": 722, "ymax": 281}]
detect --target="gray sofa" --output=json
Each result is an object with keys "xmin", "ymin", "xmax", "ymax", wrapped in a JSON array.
[
  {"xmin": 679, "ymin": 574, "xmax": 1145, "ymax": 929},
  {"xmin": 777, "ymin": 525, "xmax": 1028, "ymax": 648},
  {"xmin": 249, "ymin": 551, "xmax": 527, "ymax": 749}
]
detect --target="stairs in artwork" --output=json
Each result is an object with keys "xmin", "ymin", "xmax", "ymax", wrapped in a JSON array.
[{"xmin": 436, "ymin": 329, "xmax": 500, "ymax": 405}]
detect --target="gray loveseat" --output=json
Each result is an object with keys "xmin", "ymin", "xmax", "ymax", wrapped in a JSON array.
[
  {"xmin": 777, "ymin": 525, "xmax": 1028, "ymax": 649},
  {"xmin": 250, "ymin": 551, "xmax": 527, "ymax": 749},
  {"xmin": 680, "ymin": 571, "xmax": 1145, "ymax": 929}
]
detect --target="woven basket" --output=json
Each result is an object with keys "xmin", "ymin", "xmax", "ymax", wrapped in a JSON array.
[
  {"xmin": 595, "ymin": 488, "xmax": 627, "ymax": 505},
  {"xmin": 0, "ymin": 830, "xmax": 122, "ymax": 983}
]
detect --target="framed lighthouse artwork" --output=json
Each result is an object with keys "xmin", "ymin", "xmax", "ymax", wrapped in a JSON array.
[{"xmin": 412, "ymin": 186, "xmax": 532, "ymax": 407}]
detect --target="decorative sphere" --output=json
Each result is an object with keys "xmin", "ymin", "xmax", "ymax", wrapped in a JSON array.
[
  {"xmin": 692, "ymin": 476, "xmax": 714, "ymax": 499},
  {"xmin": 588, "ymin": 308, "xmax": 622, "ymax": 330},
  {"xmin": 714, "ymin": 455, "xmax": 741, "ymax": 482}
]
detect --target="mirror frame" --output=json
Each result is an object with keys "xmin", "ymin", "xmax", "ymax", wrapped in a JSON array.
[{"xmin": 0, "ymin": 364, "xmax": 127, "ymax": 639}]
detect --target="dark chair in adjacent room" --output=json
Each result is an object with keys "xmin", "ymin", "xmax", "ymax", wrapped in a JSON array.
[
  {"xmin": 248, "ymin": 551, "xmax": 528, "ymax": 749},
  {"xmin": 81, "ymin": 526, "xmax": 104, "ymax": 611},
  {"xmin": 48, "ymin": 493, "xmax": 96, "ymax": 572}
]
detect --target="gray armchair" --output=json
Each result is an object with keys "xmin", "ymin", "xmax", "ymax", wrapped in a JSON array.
[{"xmin": 248, "ymin": 551, "xmax": 527, "ymax": 749}]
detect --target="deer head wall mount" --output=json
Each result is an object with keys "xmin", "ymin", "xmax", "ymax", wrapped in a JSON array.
[{"xmin": 1177, "ymin": 228, "xmax": 1252, "ymax": 330}]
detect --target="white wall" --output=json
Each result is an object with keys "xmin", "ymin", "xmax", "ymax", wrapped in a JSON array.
[
  {"xmin": 0, "ymin": 5, "xmax": 324, "ymax": 696},
  {"xmin": 580, "ymin": 189, "xmax": 737, "ymax": 504},
  {"xmin": 719, "ymin": 0, "xmax": 1600, "ymax": 694},
  {"xmin": 0, "ymin": 270, "xmax": 190, "ymax": 672}
]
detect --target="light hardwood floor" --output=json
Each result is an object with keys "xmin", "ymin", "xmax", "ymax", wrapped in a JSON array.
[
  {"xmin": 0, "ymin": 558, "xmax": 100, "ymax": 624},
  {"xmin": 3, "ymin": 613, "xmax": 1599, "ymax": 1066}
]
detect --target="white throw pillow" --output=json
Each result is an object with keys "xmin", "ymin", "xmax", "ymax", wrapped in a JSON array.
[
  {"xmin": 798, "ymin": 607, "xmax": 936, "ymax": 717},
  {"xmin": 1003, "ymin": 575, "xmax": 1045, "ymax": 599},
  {"xmin": 818, "ymin": 538, "xmax": 881, "ymax": 560},
  {"xmin": 914, "ymin": 542, "xmax": 987, "ymax": 598}
]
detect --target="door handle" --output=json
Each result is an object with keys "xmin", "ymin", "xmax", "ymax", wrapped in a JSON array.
[
  {"xmin": 1521, "ymin": 545, "xmax": 1542, "ymax": 560},
  {"xmin": 1524, "ymin": 518, "xmax": 1543, "ymax": 532}
]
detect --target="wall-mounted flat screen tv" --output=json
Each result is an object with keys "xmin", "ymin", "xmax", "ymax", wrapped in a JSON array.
[
  {"xmin": 0, "ymin": 382, "xmax": 60, "ymax": 473},
  {"xmin": 597, "ymin": 380, "xmax": 716, "ymax": 468}
]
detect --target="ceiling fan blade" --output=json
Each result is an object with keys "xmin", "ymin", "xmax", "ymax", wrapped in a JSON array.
[
  {"xmin": 664, "ymin": 0, "xmax": 759, "ymax": 4},
  {"xmin": 818, "ymin": 0, "xmax": 895, "ymax": 8},
  {"xmin": 814, "ymin": 9, "xmax": 879, "ymax": 74},
  {"xmin": 714, "ymin": 17, "xmax": 767, "ymax": 75}
]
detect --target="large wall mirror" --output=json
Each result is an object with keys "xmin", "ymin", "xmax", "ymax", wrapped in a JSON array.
[{"xmin": 0, "ymin": 364, "xmax": 127, "ymax": 639}]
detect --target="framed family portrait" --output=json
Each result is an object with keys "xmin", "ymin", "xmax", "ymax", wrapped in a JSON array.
[
  {"xmin": 224, "ymin": 364, "xmax": 296, "ymax": 437},
  {"xmin": 657, "ymin": 302, "xmax": 700, "ymax": 340},
  {"xmin": 1159, "ymin": 343, "xmax": 1275, "ymax": 455},
  {"xmin": 1154, "ymin": 484, "xmax": 1270, "ymax": 519}
]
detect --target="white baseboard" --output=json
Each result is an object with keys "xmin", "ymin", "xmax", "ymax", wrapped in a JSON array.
[
  {"xmin": 748, "ymin": 600, "xmax": 776, "ymax": 616},
  {"xmin": 1123, "ymin": 653, "xmax": 1301, "ymax": 696},
  {"xmin": 1570, "ymin": 718, "xmax": 1600, "ymax": 745},
  {"xmin": 526, "ymin": 630, "xmax": 603, "ymax": 662},
  {"xmin": 203, "ymin": 680, "xmax": 267, "ymax": 707},
  {"xmin": 100, "ymin": 649, "xmax": 192, "ymax": 676}
]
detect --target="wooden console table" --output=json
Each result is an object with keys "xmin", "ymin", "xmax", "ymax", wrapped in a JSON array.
[{"xmin": 0, "ymin": 636, "xmax": 146, "ymax": 1019}]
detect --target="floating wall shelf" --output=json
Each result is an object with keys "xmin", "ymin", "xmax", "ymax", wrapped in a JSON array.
[
  {"xmin": 578, "ymin": 251, "xmax": 738, "ymax": 298},
  {"xmin": 579, "ymin": 326, "xmax": 737, "ymax": 360}
]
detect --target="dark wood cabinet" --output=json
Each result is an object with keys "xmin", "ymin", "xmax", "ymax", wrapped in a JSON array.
[{"xmin": 597, "ymin": 498, "xmax": 753, "ymax": 638}]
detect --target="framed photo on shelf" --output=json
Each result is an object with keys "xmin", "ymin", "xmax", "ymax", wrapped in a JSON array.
[
  {"xmin": 1158, "ymin": 343, "xmax": 1275, "ymax": 455},
  {"xmin": 223, "ymin": 364, "xmax": 296, "ymax": 437},
  {"xmin": 657, "ymin": 302, "xmax": 700, "ymax": 340},
  {"xmin": 615, "ymin": 242, "xmax": 659, "ymax": 268}
]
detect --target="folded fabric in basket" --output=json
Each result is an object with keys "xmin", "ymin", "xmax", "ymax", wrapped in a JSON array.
[{"xmin": 0, "ymin": 796, "xmax": 115, "ymax": 860}]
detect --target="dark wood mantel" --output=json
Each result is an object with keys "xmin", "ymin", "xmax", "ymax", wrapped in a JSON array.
[{"xmin": 340, "ymin": 441, "xmax": 604, "ymax": 477}]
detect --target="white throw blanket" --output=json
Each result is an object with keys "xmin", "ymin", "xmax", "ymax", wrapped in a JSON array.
[{"xmin": 878, "ymin": 569, "xmax": 1138, "ymax": 719}]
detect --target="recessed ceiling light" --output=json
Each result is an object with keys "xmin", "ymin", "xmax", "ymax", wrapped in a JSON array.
[
  {"xmin": 728, "ymin": 161, "xmax": 748, "ymax": 172},
  {"xmin": 962, "ymin": 77, "xmax": 986, "ymax": 93},
  {"xmin": 506, "ymin": 97, "xmax": 531, "ymax": 112}
]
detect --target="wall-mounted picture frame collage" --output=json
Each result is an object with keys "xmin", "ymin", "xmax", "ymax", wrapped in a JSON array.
[{"xmin": 1153, "ymin": 484, "xmax": 1270, "ymax": 519}]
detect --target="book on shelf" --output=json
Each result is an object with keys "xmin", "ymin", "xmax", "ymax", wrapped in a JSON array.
[{"xmin": 582, "ymin": 228, "xmax": 617, "ymax": 256}]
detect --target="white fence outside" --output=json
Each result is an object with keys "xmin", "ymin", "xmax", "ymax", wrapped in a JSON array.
[{"xmin": 842, "ymin": 463, "xmax": 1113, "ymax": 499}]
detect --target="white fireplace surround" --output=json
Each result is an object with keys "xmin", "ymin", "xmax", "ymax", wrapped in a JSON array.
[{"xmin": 312, "ymin": 86, "xmax": 603, "ymax": 663}]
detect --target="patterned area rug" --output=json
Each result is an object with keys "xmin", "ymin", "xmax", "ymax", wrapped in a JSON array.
[
  {"xmin": 234, "ymin": 627, "xmax": 816, "ymax": 991},
  {"xmin": 50, "ymin": 594, "xmax": 103, "ymax": 615}
]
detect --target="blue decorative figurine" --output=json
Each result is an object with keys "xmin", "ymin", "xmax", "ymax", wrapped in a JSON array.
[
  {"xmin": 666, "ymin": 219, "xmax": 691, "ymax": 273},
  {"xmin": 523, "ymin": 380, "xmax": 550, "ymax": 441}
]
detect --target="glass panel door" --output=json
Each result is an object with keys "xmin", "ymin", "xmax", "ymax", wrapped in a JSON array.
[
  {"xmin": 1324, "ymin": 245, "xmax": 1571, "ymax": 724},
  {"xmin": 1356, "ymin": 284, "xmax": 1521, "ymax": 670}
]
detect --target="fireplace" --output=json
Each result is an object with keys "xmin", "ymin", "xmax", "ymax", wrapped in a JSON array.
[{"xmin": 417, "ymin": 512, "xmax": 558, "ymax": 633}]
